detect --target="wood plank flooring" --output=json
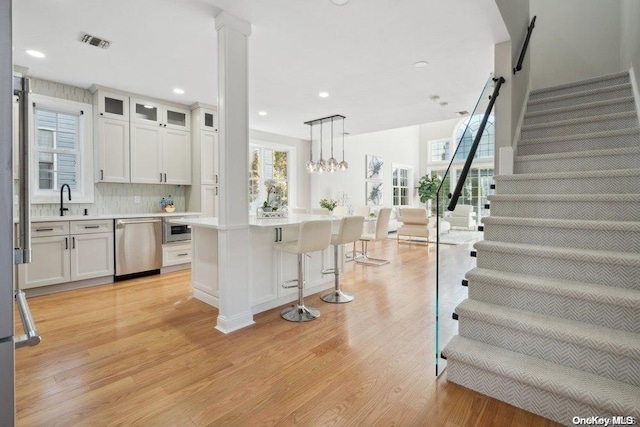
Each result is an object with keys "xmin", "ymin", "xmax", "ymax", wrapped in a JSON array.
[{"xmin": 15, "ymin": 238, "xmax": 561, "ymax": 426}]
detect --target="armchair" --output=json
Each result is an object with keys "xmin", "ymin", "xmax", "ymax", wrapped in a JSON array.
[
  {"xmin": 396, "ymin": 208, "xmax": 450, "ymax": 244},
  {"xmin": 443, "ymin": 204, "xmax": 477, "ymax": 230}
]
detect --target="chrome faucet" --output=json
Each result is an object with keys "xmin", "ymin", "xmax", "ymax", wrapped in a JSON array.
[{"xmin": 60, "ymin": 184, "xmax": 71, "ymax": 216}]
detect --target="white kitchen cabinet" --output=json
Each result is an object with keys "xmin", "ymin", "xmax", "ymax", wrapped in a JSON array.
[
  {"xmin": 187, "ymin": 105, "xmax": 218, "ymax": 215},
  {"xmin": 131, "ymin": 123, "xmax": 163, "ymax": 183},
  {"xmin": 18, "ymin": 220, "xmax": 114, "ymax": 289},
  {"xmin": 18, "ymin": 236, "xmax": 71, "ymax": 289},
  {"xmin": 12, "ymin": 95, "xmax": 19, "ymax": 180},
  {"xmin": 162, "ymin": 242, "xmax": 191, "ymax": 267},
  {"xmin": 70, "ymin": 233, "xmax": 114, "ymax": 281},
  {"xmin": 97, "ymin": 118, "xmax": 130, "ymax": 183},
  {"xmin": 130, "ymin": 100, "xmax": 191, "ymax": 185},
  {"xmin": 97, "ymin": 91, "xmax": 129, "ymax": 121}
]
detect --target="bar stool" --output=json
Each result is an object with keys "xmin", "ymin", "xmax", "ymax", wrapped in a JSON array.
[
  {"xmin": 355, "ymin": 208, "xmax": 391, "ymax": 266},
  {"xmin": 321, "ymin": 216, "xmax": 365, "ymax": 303},
  {"xmin": 274, "ymin": 220, "xmax": 332, "ymax": 322}
]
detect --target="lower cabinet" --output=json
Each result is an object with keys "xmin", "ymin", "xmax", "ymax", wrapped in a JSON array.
[
  {"xmin": 162, "ymin": 242, "xmax": 191, "ymax": 267},
  {"xmin": 18, "ymin": 220, "xmax": 114, "ymax": 289}
]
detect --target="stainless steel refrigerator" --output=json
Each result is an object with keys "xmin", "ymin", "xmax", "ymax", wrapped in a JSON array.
[
  {"xmin": 0, "ymin": 1, "xmax": 15, "ymax": 424},
  {"xmin": 2, "ymin": 2, "xmax": 41, "ymax": 424}
]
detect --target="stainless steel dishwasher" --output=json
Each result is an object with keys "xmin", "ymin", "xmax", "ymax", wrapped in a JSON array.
[{"xmin": 114, "ymin": 218, "xmax": 163, "ymax": 279}]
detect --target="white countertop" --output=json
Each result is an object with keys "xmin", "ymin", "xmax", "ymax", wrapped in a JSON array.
[
  {"xmin": 27, "ymin": 212, "xmax": 201, "ymax": 223},
  {"xmin": 169, "ymin": 214, "xmax": 342, "ymax": 230}
]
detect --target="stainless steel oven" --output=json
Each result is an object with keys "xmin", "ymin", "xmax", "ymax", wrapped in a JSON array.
[{"xmin": 162, "ymin": 216, "xmax": 197, "ymax": 243}]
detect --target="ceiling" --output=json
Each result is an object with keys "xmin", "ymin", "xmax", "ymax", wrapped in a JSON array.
[{"xmin": 12, "ymin": 0, "xmax": 509, "ymax": 139}]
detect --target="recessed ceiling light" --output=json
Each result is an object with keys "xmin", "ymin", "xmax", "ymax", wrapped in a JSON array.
[
  {"xmin": 330, "ymin": 0, "xmax": 349, "ymax": 5},
  {"xmin": 455, "ymin": 110, "xmax": 470, "ymax": 116},
  {"xmin": 414, "ymin": 61, "xmax": 428, "ymax": 68},
  {"xmin": 319, "ymin": 92, "xmax": 329, "ymax": 98},
  {"xmin": 173, "ymin": 88, "xmax": 185, "ymax": 95},
  {"xmin": 26, "ymin": 50, "xmax": 45, "ymax": 58},
  {"xmin": 439, "ymin": 102, "xmax": 448, "ymax": 107},
  {"xmin": 429, "ymin": 95, "xmax": 440, "ymax": 102},
  {"xmin": 258, "ymin": 111, "xmax": 267, "ymax": 116}
]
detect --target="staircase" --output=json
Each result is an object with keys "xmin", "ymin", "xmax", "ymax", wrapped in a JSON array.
[{"xmin": 442, "ymin": 71, "xmax": 640, "ymax": 424}]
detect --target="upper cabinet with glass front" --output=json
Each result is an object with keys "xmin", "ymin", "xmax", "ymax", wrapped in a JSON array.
[
  {"xmin": 199, "ymin": 108, "xmax": 218, "ymax": 132},
  {"xmin": 97, "ymin": 91, "xmax": 129, "ymax": 121},
  {"xmin": 131, "ymin": 98, "xmax": 190, "ymax": 131}
]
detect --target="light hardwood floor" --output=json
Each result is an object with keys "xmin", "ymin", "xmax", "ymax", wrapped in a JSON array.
[{"xmin": 15, "ymin": 238, "xmax": 561, "ymax": 426}]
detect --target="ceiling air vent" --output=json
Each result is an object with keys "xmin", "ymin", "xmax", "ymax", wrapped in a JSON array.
[
  {"xmin": 455, "ymin": 110, "xmax": 469, "ymax": 117},
  {"xmin": 80, "ymin": 33, "xmax": 111, "ymax": 50}
]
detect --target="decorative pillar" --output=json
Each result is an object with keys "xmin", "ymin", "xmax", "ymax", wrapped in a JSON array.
[{"xmin": 214, "ymin": 11, "xmax": 254, "ymax": 333}]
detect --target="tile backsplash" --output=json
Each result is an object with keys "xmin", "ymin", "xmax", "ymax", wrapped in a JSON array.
[{"xmin": 29, "ymin": 183, "xmax": 186, "ymax": 217}]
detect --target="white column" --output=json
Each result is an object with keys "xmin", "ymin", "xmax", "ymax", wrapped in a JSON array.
[{"xmin": 214, "ymin": 11, "xmax": 254, "ymax": 333}]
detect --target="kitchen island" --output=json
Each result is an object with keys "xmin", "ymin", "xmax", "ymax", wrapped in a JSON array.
[{"xmin": 173, "ymin": 214, "xmax": 345, "ymax": 332}]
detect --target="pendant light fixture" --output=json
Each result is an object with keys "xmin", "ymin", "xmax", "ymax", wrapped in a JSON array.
[
  {"xmin": 316, "ymin": 119, "xmax": 326, "ymax": 173},
  {"xmin": 338, "ymin": 117, "xmax": 348, "ymax": 170},
  {"xmin": 305, "ymin": 122, "xmax": 315, "ymax": 173},
  {"xmin": 304, "ymin": 114, "xmax": 347, "ymax": 174},
  {"xmin": 327, "ymin": 117, "xmax": 338, "ymax": 173}
]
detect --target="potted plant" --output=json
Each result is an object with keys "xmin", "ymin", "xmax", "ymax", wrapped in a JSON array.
[
  {"xmin": 416, "ymin": 174, "xmax": 440, "ymax": 210},
  {"xmin": 319, "ymin": 198, "xmax": 338, "ymax": 213}
]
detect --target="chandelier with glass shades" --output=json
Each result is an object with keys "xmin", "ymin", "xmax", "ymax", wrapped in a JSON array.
[{"xmin": 304, "ymin": 114, "xmax": 348, "ymax": 173}]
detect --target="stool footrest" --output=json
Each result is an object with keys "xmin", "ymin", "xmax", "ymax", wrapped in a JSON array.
[
  {"xmin": 321, "ymin": 268, "xmax": 335, "ymax": 274},
  {"xmin": 282, "ymin": 279, "xmax": 299, "ymax": 289}
]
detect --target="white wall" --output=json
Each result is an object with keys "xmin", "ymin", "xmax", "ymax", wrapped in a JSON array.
[
  {"xmin": 621, "ymin": 0, "xmax": 640, "ymax": 93},
  {"xmin": 529, "ymin": 0, "xmax": 622, "ymax": 90},
  {"xmin": 310, "ymin": 126, "xmax": 420, "ymax": 210},
  {"xmin": 249, "ymin": 129, "xmax": 310, "ymax": 210}
]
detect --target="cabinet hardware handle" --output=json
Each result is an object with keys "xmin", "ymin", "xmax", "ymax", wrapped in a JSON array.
[
  {"xmin": 84, "ymin": 225, "xmax": 100, "ymax": 229},
  {"xmin": 274, "ymin": 229, "xmax": 278, "ymax": 243},
  {"xmin": 164, "ymin": 173, "xmax": 167, "ymax": 182},
  {"xmin": 35, "ymin": 228, "xmax": 53, "ymax": 232},
  {"xmin": 159, "ymin": 123, "xmax": 162, "ymax": 127},
  {"xmin": 215, "ymin": 175, "xmax": 218, "ymax": 184},
  {"xmin": 72, "ymin": 237, "xmax": 76, "ymax": 249},
  {"xmin": 65, "ymin": 237, "xmax": 68, "ymax": 250},
  {"xmin": 177, "ymin": 253, "xmax": 188, "ymax": 257},
  {"xmin": 160, "ymin": 173, "xmax": 163, "ymax": 182},
  {"xmin": 215, "ymin": 187, "xmax": 218, "ymax": 196},
  {"xmin": 100, "ymin": 169, "xmax": 104, "ymax": 180},
  {"xmin": 100, "ymin": 112, "xmax": 103, "ymax": 116}
]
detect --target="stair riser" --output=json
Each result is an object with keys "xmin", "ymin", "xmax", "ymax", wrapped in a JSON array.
[
  {"xmin": 529, "ymin": 76, "xmax": 630, "ymax": 102},
  {"xmin": 497, "ymin": 175, "xmax": 640, "ymax": 195},
  {"xmin": 527, "ymin": 86, "xmax": 633, "ymax": 113},
  {"xmin": 476, "ymin": 250, "xmax": 640, "ymax": 289},
  {"xmin": 517, "ymin": 132, "xmax": 640, "ymax": 156},
  {"xmin": 484, "ymin": 223, "xmax": 640, "ymax": 253},
  {"xmin": 490, "ymin": 200, "xmax": 639, "ymax": 222},
  {"xmin": 446, "ymin": 361, "xmax": 611, "ymax": 425},
  {"xmin": 523, "ymin": 100, "xmax": 636, "ymax": 126},
  {"xmin": 459, "ymin": 319, "xmax": 640, "ymax": 387},
  {"xmin": 521, "ymin": 116, "xmax": 638, "ymax": 140},
  {"xmin": 468, "ymin": 281, "xmax": 640, "ymax": 334},
  {"xmin": 514, "ymin": 152, "xmax": 640, "ymax": 173}
]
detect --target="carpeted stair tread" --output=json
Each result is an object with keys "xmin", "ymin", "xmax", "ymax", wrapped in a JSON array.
[
  {"xmin": 515, "ymin": 146, "xmax": 640, "ymax": 162},
  {"xmin": 466, "ymin": 267, "xmax": 640, "ymax": 310},
  {"xmin": 455, "ymin": 299, "xmax": 640, "ymax": 359},
  {"xmin": 521, "ymin": 111, "xmax": 637, "ymax": 131},
  {"xmin": 442, "ymin": 336, "xmax": 640, "ymax": 417},
  {"xmin": 527, "ymin": 83, "xmax": 632, "ymax": 106},
  {"xmin": 524, "ymin": 96, "xmax": 635, "ymax": 119},
  {"xmin": 474, "ymin": 240, "xmax": 640, "ymax": 267},
  {"xmin": 518, "ymin": 127, "xmax": 640, "ymax": 146},
  {"xmin": 495, "ymin": 168, "xmax": 640, "ymax": 181},
  {"xmin": 489, "ymin": 193, "xmax": 640, "ymax": 203},
  {"xmin": 481, "ymin": 216, "xmax": 640, "ymax": 232},
  {"xmin": 529, "ymin": 71, "xmax": 630, "ymax": 97}
]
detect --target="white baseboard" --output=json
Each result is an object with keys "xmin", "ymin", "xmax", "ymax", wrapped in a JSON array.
[
  {"xmin": 512, "ymin": 79, "xmax": 532, "ymax": 155},
  {"xmin": 24, "ymin": 275, "xmax": 113, "ymax": 297},
  {"xmin": 628, "ymin": 67, "xmax": 640, "ymax": 123}
]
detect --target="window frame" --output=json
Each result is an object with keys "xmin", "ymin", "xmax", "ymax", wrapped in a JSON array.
[
  {"xmin": 29, "ymin": 94, "xmax": 94, "ymax": 204},
  {"xmin": 248, "ymin": 140, "xmax": 296, "ymax": 211},
  {"xmin": 391, "ymin": 163, "xmax": 413, "ymax": 207}
]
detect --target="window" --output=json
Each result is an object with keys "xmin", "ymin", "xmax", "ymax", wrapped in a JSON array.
[
  {"xmin": 392, "ymin": 164, "xmax": 412, "ymax": 206},
  {"xmin": 30, "ymin": 95, "xmax": 93, "ymax": 204},
  {"xmin": 249, "ymin": 144, "xmax": 290, "ymax": 211},
  {"xmin": 454, "ymin": 114, "xmax": 495, "ymax": 161},
  {"xmin": 430, "ymin": 139, "xmax": 450, "ymax": 162}
]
